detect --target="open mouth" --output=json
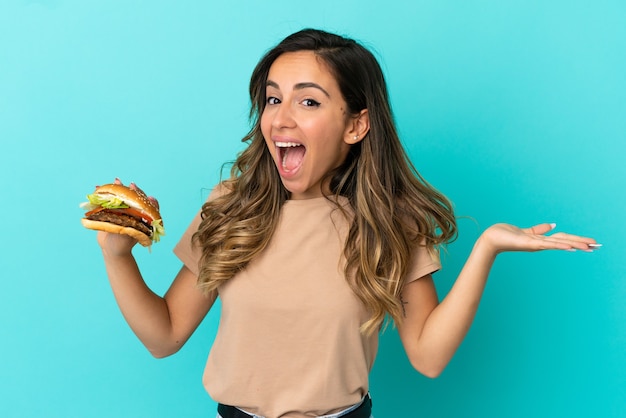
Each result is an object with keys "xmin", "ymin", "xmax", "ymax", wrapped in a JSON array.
[{"xmin": 276, "ymin": 141, "xmax": 306, "ymax": 172}]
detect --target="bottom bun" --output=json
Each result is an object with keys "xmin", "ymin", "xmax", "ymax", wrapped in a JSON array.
[{"xmin": 81, "ymin": 219, "xmax": 152, "ymax": 247}]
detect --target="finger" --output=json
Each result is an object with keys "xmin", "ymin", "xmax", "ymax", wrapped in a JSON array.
[
  {"xmin": 542, "ymin": 236, "xmax": 600, "ymax": 252},
  {"xmin": 148, "ymin": 196, "xmax": 160, "ymax": 210},
  {"xmin": 523, "ymin": 223, "xmax": 556, "ymax": 236},
  {"xmin": 549, "ymin": 233, "xmax": 598, "ymax": 251},
  {"xmin": 550, "ymin": 231, "xmax": 597, "ymax": 243},
  {"xmin": 130, "ymin": 182, "xmax": 149, "ymax": 198}
]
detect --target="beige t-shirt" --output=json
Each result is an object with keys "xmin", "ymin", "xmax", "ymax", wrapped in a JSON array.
[{"xmin": 174, "ymin": 189, "xmax": 441, "ymax": 418}]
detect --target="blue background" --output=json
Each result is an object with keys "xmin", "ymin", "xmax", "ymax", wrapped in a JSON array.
[{"xmin": 1, "ymin": 1, "xmax": 624, "ymax": 417}]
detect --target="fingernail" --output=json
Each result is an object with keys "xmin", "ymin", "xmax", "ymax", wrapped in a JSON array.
[
  {"xmin": 566, "ymin": 248, "xmax": 576, "ymax": 252},
  {"xmin": 549, "ymin": 223, "xmax": 557, "ymax": 229},
  {"xmin": 588, "ymin": 244, "xmax": 602, "ymax": 248}
]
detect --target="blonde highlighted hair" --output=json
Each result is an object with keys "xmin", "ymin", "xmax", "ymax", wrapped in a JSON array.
[{"xmin": 193, "ymin": 29, "xmax": 456, "ymax": 334}]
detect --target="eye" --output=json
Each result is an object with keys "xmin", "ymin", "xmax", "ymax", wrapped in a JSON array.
[
  {"xmin": 267, "ymin": 96, "xmax": 281, "ymax": 105},
  {"xmin": 301, "ymin": 98, "xmax": 321, "ymax": 107}
]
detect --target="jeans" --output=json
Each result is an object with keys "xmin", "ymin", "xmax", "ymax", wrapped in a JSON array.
[
  {"xmin": 216, "ymin": 415, "xmax": 373, "ymax": 418},
  {"xmin": 215, "ymin": 394, "xmax": 373, "ymax": 418}
]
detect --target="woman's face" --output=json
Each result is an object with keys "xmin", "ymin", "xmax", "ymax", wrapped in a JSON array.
[{"xmin": 261, "ymin": 51, "xmax": 363, "ymax": 200}]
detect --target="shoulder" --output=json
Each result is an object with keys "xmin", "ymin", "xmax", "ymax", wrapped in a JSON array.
[{"xmin": 207, "ymin": 181, "xmax": 234, "ymax": 202}]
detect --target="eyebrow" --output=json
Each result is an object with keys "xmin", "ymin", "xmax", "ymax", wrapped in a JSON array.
[{"xmin": 266, "ymin": 80, "xmax": 331, "ymax": 98}]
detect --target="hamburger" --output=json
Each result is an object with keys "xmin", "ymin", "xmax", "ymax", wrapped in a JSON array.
[{"xmin": 80, "ymin": 183, "xmax": 165, "ymax": 247}]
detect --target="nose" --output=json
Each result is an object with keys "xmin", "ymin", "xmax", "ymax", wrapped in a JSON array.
[{"xmin": 270, "ymin": 101, "xmax": 296, "ymax": 130}]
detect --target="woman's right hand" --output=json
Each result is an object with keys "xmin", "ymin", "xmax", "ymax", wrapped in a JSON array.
[{"xmin": 97, "ymin": 230, "xmax": 138, "ymax": 256}]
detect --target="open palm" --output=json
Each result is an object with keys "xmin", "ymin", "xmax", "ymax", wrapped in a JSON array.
[{"xmin": 481, "ymin": 223, "xmax": 598, "ymax": 254}]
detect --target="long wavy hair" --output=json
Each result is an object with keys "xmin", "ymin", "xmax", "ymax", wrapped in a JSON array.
[{"xmin": 194, "ymin": 28, "xmax": 457, "ymax": 334}]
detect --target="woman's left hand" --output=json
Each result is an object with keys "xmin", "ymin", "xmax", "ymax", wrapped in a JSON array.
[{"xmin": 479, "ymin": 223, "xmax": 599, "ymax": 255}]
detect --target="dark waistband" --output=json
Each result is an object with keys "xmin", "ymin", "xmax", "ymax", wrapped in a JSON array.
[{"xmin": 217, "ymin": 394, "xmax": 372, "ymax": 418}]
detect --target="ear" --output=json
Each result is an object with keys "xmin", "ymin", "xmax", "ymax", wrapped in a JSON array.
[{"xmin": 344, "ymin": 109, "xmax": 370, "ymax": 145}]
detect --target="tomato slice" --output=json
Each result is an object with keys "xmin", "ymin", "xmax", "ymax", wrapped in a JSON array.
[
  {"xmin": 116, "ymin": 208, "xmax": 154, "ymax": 224},
  {"xmin": 85, "ymin": 207, "xmax": 105, "ymax": 217}
]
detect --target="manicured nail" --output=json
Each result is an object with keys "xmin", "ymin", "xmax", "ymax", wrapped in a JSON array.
[
  {"xmin": 549, "ymin": 223, "xmax": 557, "ymax": 229},
  {"xmin": 588, "ymin": 244, "xmax": 602, "ymax": 248}
]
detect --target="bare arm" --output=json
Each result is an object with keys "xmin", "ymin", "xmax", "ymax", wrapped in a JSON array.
[
  {"xmin": 98, "ymin": 231, "xmax": 216, "ymax": 358},
  {"xmin": 397, "ymin": 223, "xmax": 598, "ymax": 378}
]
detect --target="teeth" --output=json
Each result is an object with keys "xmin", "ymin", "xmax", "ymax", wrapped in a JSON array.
[
  {"xmin": 275, "ymin": 141, "xmax": 301, "ymax": 147},
  {"xmin": 275, "ymin": 141, "xmax": 304, "ymax": 170}
]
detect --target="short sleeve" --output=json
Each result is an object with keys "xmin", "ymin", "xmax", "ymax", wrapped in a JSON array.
[
  {"xmin": 173, "ymin": 209, "xmax": 203, "ymax": 277},
  {"xmin": 173, "ymin": 184, "xmax": 226, "ymax": 278},
  {"xmin": 404, "ymin": 243, "xmax": 441, "ymax": 285}
]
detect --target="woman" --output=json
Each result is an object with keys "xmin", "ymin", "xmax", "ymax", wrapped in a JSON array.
[{"xmin": 95, "ymin": 29, "xmax": 597, "ymax": 418}]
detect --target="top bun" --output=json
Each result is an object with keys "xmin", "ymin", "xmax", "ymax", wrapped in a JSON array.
[{"xmin": 94, "ymin": 183, "xmax": 162, "ymax": 222}]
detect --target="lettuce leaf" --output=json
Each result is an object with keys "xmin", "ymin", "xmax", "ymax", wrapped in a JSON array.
[
  {"xmin": 80, "ymin": 193, "xmax": 130, "ymax": 211},
  {"xmin": 151, "ymin": 219, "xmax": 165, "ymax": 243}
]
